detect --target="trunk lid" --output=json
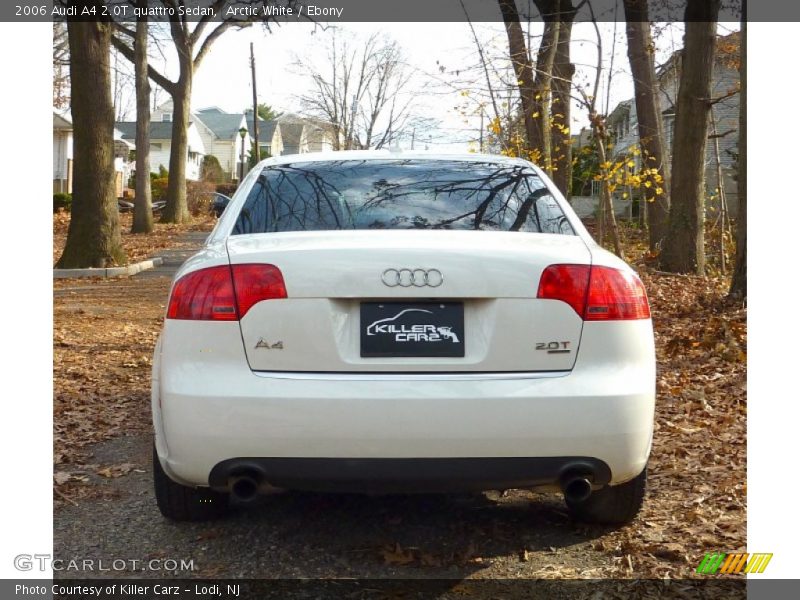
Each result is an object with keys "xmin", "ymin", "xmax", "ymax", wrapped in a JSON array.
[{"xmin": 227, "ymin": 230, "xmax": 590, "ymax": 372}]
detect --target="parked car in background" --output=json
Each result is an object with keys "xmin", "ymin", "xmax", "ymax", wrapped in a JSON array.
[
  {"xmin": 118, "ymin": 199, "xmax": 166, "ymax": 213},
  {"xmin": 211, "ymin": 192, "xmax": 232, "ymax": 218},
  {"xmin": 152, "ymin": 151, "xmax": 655, "ymax": 525}
]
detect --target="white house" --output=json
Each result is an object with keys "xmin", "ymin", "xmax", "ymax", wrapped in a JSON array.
[
  {"xmin": 245, "ymin": 109, "xmax": 283, "ymax": 158},
  {"xmin": 115, "ymin": 115, "xmax": 206, "ymax": 181},
  {"xmin": 53, "ymin": 112, "xmax": 73, "ymax": 193},
  {"xmin": 194, "ymin": 107, "xmax": 251, "ymax": 181},
  {"xmin": 299, "ymin": 119, "xmax": 336, "ymax": 153},
  {"xmin": 276, "ymin": 114, "xmax": 336, "ymax": 155},
  {"xmin": 113, "ymin": 129, "xmax": 135, "ymax": 197},
  {"xmin": 54, "ymin": 112, "xmax": 134, "ymax": 197}
]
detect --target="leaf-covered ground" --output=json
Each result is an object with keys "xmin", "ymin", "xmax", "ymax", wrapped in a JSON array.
[
  {"xmin": 53, "ymin": 211, "xmax": 215, "ymax": 266},
  {"xmin": 53, "ymin": 225, "xmax": 745, "ymax": 578}
]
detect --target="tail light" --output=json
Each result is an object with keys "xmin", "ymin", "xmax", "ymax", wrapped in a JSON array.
[
  {"xmin": 537, "ymin": 264, "xmax": 650, "ymax": 320},
  {"xmin": 230, "ymin": 264, "xmax": 287, "ymax": 317},
  {"xmin": 167, "ymin": 264, "xmax": 286, "ymax": 321}
]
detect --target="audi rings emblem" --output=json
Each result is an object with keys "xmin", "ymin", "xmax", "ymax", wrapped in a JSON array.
[{"xmin": 381, "ymin": 268, "xmax": 444, "ymax": 288}]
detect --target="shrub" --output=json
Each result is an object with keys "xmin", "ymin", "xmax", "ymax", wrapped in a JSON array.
[
  {"xmin": 201, "ymin": 155, "xmax": 224, "ymax": 183},
  {"xmin": 53, "ymin": 192, "xmax": 72, "ymax": 213},
  {"xmin": 151, "ymin": 177, "xmax": 169, "ymax": 202},
  {"xmin": 187, "ymin": 181, "xmax": 216, "ymax": 216},
  {"xmin": 216, "ymin": 183, "xmax": 237, "ymax": 197}
]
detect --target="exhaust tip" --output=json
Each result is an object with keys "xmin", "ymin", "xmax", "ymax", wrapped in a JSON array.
[
  {"xmin": 230, "ymin": 475, "xmax": 259, "ymax": 502},
  {"xmin": 562, "ymin": 476, "xmax": 593, "ymax": 503}
]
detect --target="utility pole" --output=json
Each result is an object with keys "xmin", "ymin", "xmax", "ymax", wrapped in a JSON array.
[
  {"xmin": 250, "ymin": 42, "xmax": 259, "ymax": 163},
  {"xmin": 410, "ymin": 128, "xmax": 415, "ymax": 150}
]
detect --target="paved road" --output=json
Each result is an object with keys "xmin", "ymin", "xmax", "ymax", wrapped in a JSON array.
[{"xmin": 133, "ymin": 231, "xmax": 209, "ymax": 280}]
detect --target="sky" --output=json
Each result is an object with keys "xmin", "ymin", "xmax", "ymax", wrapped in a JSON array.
[{"xmin": 122, "ymin": 20, "xmax": 740, "ymax": 153}]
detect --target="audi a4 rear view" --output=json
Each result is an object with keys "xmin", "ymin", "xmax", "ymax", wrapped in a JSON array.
[{"xmin": 152, "ymin": 152, "xmax": 655, "ymax": 524}]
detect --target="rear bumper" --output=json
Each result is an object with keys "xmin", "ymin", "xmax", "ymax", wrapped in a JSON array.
[
  {"xmin": 207, "ymin": 456, "xmax": 612, "ymax": 493},
  {"xmin": 153, "ymin": 320, "xmax": 656, "ymax": 490}
]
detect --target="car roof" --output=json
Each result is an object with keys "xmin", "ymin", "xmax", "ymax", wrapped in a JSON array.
[{"xmin": 254, "ymin": 150, "xmax": 535, "ymax": 169}]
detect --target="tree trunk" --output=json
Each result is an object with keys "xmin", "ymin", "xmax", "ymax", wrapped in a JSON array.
[
  {"xmin": 132, "ymin": 2, "xmax": 153, "ymax": 234},
  {"xmin": 57, "ymin": 15, "xmax": 125, "ymax": 268},
  {"xmin": 659, "ymin": 0, "xmax": 720, "ymax": 274},
  {"xmin": 623, "ymin": 0, "xmax": 670, "ymax": 252},
  {"xmin": 728, "ymin": 20, "xmax": 746, "ymax": 300},
  {"xmin": 535, "ymin": 19, "xmax": 560, "ymax": 174},
  {"xmin": 161, "ymin": 64, "xmax": 192, "ymax": 224},
  {"xmin": 550, "ymin": 1, "xmax": 575, "ymax": 197},
  {"xmin": 498, "ymin": 0, "xmax": 562, "ymax": 166},
  {"xmin": 498, "ymin": 0, "xmax": 539, "ymax": 153}
]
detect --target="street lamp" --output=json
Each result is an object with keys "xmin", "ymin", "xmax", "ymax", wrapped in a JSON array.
[{"xmin": 238, "ymin": 127, "xmax": 248, "ymax": 183}]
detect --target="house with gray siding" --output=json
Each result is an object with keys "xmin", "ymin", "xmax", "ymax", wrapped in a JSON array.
[
  {"xmin": 607, "ymin": 31, "xmax": 740, "ymax": 217},
  {"xmin": 245, "ymin": 109, "xmax": 283, "ymax": 158}
]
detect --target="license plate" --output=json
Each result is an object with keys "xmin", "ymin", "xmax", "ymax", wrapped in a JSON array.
[{"xmin": 360, "ymin": 302, "xmax": 465, "ymax": 358}]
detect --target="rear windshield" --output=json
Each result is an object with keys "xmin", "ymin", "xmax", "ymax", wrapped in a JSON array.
[{"xmin": 232, "ymin": 159, "xmax": 574, "ymax": 235}]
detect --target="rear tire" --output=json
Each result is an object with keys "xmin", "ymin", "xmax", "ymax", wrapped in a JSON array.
[
  {"xmin": 153, "ymin": 444, "xmax": 228, "ymax": 521},
  {"xmin": 566, "ymin": 467, "xmax": 646, "ymax": 524}
]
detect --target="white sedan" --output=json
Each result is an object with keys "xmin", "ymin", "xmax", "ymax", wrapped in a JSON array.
[{"xmin": 152, "ymin": 151, "xmax": 655, "ymax": 524}]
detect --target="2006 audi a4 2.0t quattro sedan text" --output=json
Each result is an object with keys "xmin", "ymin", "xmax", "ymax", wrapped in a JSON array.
[{"xmin": 152, "ymin": 151, "xmax": 655, "ymax": 524}]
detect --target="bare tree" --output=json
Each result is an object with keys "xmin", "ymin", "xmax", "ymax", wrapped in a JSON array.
[
  {"xmin": 579, "ymin": 11, "xmax": 625, "ymax": 260},
  {"xmin": 549, "ymin": 0, "xmax": 578, "ymax": 197},
  {"xmin": 53, "ymin": 21, "xmax": 70, "ymax": 108},
  {"xmin": 296, "ymin": 31, "xmax": 416, "ymax": 150},
  {"xmin": 111, "ymin": 1, "xmax": 269, "ymax": 223},
  {"xmin": 132, "ymin": 0, "xmax": 153, "ymax": 234},
  {"xmin": 624, "ymin": 0, "xmax": 671, "ymax": 252},
  {"xmin": 111, "ymin": 46, "xmax": 135, "ymax": 121},
  {"xmin": 728, "ymin": 19, "xmax": 745, "ymax": 300},
  {"xmin": 536, "ymin": 15, "xmax": 560, "ymax": 177},
  {"xmin": 57, "ymin": 5, "xmax": 125, "ymax": 268},
  {"xmin": 660, "ymin": 0, "xmax": 721, "ymax": 274},
  {"xmin": 497, "ymin": 0, "xmax": 566, "ymax": 172},
  {"xmin": 497, "ymin": 0, "xmax": 540, "ymax": 156}
]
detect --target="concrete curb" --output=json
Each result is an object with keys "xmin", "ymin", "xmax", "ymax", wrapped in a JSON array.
[{"xmin": 54, "ymin": 257, "xmax": 164, "ymax": 279}]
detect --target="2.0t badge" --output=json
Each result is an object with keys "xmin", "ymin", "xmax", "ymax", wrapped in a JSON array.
[{"xmin": 535, "ymin": 341, "xmax": 571, "ymax": 354}]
